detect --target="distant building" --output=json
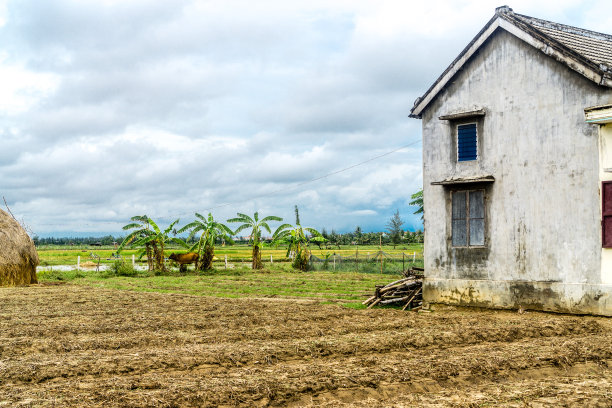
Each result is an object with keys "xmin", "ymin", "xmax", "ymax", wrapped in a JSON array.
[{"xmin": 410, "ymin": 6, "xmax": 612, "ymax": 315}]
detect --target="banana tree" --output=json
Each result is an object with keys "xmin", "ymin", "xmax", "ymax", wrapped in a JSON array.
[
  {"xmin": 227, "ymin": 212, "xmax": 282, "ymax": 269},
  {"xmin": 178, "ymin": 213, "xmax": 233, "ymax": 270},
  {"xmin": 118, "ymin": 215, "xmax": 185, "ymax": 273},
  {"xmin": 272, "ymin": 206, "xmax": 324, "ymax": 271}
]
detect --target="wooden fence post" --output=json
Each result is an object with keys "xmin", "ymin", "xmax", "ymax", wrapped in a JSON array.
[
  {"xmin": 77, "ymin": 255, "xmax": 80, "ymax": 270},
  {"xmin": 379, "ymin": 234, "xmax": 383, "ymax": 274}
]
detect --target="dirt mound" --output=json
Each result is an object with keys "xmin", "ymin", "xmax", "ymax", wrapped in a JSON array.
[{"xmin": 0, "ymin": 208, "xmax": 38, "ymax": 286}]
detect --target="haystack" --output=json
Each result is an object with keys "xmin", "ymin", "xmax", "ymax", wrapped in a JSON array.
[{"xmin": 0, "ymin": 209, "xmax": 38, "ymax": 286}]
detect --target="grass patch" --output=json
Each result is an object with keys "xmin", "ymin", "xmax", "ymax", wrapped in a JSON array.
[
  {"xmin": 342, "ymin": 302, "xmax": 367, "ymax": 310},
  {"xmin": 36, "ymin": 265, "xmax": 394, "ymax": 307},
  {"xmin": 37, "ymin": 268, "xmax": 86, "ymax": 281}
]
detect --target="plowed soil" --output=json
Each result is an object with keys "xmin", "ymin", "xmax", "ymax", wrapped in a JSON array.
[{"xmin": 1, "ymin": 284, "xmax": 612, "ymax": 407}]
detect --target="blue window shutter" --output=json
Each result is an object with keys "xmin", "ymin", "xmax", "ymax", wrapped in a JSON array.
[{"xmin": 457, "ymin": 123, "xmax": 477, "ymax": 161}]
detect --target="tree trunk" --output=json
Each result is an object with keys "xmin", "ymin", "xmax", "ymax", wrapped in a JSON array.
[
  {"xmin": 145, "ymin": 244, "xmax": 154, "ymax": 272},
  {"xmin": 152, "ymin": 242, "xmax": 166, "ymax": 273},
  {"xmin": 200, "ymin": 245, "xmax": 214, "ymax": 270},
  {"xmin": 291, "ymin": 244, "xmax": 310, "ymax": 271},
  {"xmin": 252, "ymin": 245, "xmax": 262, "ymax": 269},
  {"xmin": 195, "ymin": 237, "xmax": 204, "ymax": 270}
]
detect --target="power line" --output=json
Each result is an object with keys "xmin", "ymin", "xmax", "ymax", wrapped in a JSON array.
[
  {"xmin": 202, "ymin": 139, "xmax": 422, "ymax": 212},
  {"xmin": 36, "ymin": 139, "xmax": 422, "ymax": 227}
]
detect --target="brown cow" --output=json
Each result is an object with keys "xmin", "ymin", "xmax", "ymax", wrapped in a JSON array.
[{"xmin": 168, "ymin": 252, "xmax": 199, "ymax": 272}]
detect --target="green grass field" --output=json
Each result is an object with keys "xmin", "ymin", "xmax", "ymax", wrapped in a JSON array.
[
  {"xmin": 36, "ymin": 266, "xmax": 397, "ymax": 308},
  {"xmin": 36, "ymin": 243, "xmax": 424, "ymax": 309},
  {"xmin": 36, "ymin": 243, "xmax": 424, "ymax": 266}
]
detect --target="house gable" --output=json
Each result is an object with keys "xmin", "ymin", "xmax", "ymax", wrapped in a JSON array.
[
  {"xmin": 417, "ymin": 17, "xmax": 612, "ymax": 315},
  {"xmin": 422, "ymin": 27, "xmax": 607, "ymax": 277},
  {"xmin": 410, "ymin": 6, "xmax": 612, "ymax": 119}
]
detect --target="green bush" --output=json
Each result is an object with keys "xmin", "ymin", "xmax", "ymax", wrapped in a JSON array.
[{"xmin": 107, "ymin": 260, "xmax": 138, "ymax": 277}]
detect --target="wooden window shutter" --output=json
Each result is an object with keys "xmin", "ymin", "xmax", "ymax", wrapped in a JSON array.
[
  {"xmin": 457, "ymin": 123, "xmax": 477, "ymax": 161},
  {"xmin": 452, "ymin": 191, "xmax": 467, "ymax": 246},
  {"xmin": 603, "ymin": 181, "xmax": 612, "ymax": 248},
  {"xmin": 469, "ymin": 190, "xmax": 485, "ymax": 246}
]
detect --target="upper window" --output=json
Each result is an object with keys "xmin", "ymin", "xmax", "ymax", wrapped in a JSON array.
[
  {"xmin": 452, "ymin": 190, "xmax": 485, "ymax": 247},
  {"xmin": 457, "ymin": 123, "xmax": 477, "ymax": 162}
]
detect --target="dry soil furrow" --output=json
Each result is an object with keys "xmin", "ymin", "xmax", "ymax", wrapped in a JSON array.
[
  {"xmin": 0, "ymin": 316, "xmax": 606, "ymax": 385},
  {"xmin": 2, "ymin": 285, "xmax": 612, "ymax": 407},
  {"xmin": 291, "ymin": 360, "xmax": 612, "ymax": 407},
  {"xmin": 1, "ymin": 330, "xmax": 611, "ymax": 407}
]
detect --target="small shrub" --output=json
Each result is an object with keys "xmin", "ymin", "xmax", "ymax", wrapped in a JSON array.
[{"xmin": 108, "ymin": 260, "xmax": 137, "ymax": 277}]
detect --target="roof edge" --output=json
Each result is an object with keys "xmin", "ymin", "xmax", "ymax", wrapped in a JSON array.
[
  {"xmin": 410, "ymin": 7, "xmax": 612, "ymax": 119},
  {"xmin": 409, "ymin": 13, "xmax": 502, "ymax": 119}
]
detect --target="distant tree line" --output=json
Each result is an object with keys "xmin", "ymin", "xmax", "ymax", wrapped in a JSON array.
[
  {"xmin": 33, "ymin": 199, "xmax": 425, "ymax": 250},
  {"xmin": 318, "ymin": 227, "xmax": 423, "ymax": 248},
  {"xmin": 33, "ymin": 227, "xmax": 423, "ymax": 248},
  {"xmin": 32, "ymin": 235, "xmax": 200, "ymax": 246},
  {"xmin": 33, "ymin": 235, "xmax": 121, "ymax": 246}
]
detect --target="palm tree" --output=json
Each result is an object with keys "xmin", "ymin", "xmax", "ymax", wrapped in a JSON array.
[
  {"xmin": 410, "ymin": 188, "xmax": 424, "ymax": 220},
  {"xmin": 178, "ymin": 213, "xmax": 233, "ymax": 270},
  {"xmin": 354, "ymin": 226, "xmax": 363, "ymax": 245},
  {"xmin": 119, "ymin": 216, "xmax": 184, "ymax": 272},
  {"xmin": 227, "ymin": 212, "xmax": 282, "ymax": 269},
  {"xmin": 272, "ymin": 206, "xmax": 324, "ymax": 271}
]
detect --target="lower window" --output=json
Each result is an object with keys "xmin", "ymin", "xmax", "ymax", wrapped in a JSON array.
[
  {"xmin": 603, "ymin": 181, "xmax": 612, "ymax": 248},
  {"xmin": 452, "ymin": 190, "xmax": 485, "ymax": 247}
]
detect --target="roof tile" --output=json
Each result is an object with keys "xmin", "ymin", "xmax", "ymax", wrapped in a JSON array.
[{"xmin": 514, "ymin": 13, "xmax": 612, "ymax": 68}]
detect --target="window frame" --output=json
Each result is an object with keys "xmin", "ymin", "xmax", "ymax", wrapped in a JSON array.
[
  {"xmin": 456, "ymin": 122, "xmax": 478, "ymax": 162},
  {"xmin": 451, "ymin": 188, "xmax": 486, "ymax": 248},
  {"xmin": 603, "ymin": 181, "xmax": 612, "ymax": 248}
]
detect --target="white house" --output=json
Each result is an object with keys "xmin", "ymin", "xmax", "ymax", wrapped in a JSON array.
[{"xmin": 410, "ymin": 6, "xmax": 612, "ymax": 315}]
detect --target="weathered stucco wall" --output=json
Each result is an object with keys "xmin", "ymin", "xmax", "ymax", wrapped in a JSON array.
[
  {"xmin": 421, "ymin": 29, "xmax": 612, "ymax": 314},
  {"xmin": 600, "ymin": 123, "xmax": 612, "ymax": 283}
]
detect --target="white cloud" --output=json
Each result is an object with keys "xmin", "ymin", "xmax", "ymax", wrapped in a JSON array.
[
  {"xmin": 348, "ymin": 209, "xmax": 377, "ymax": 216},
  {"xmin": 0, "ymin": 58, "xmax": 59, "ymax": 114},
  {"xmin": 0, "ymin": 0, "xmax": 608, "ymax": 235}
]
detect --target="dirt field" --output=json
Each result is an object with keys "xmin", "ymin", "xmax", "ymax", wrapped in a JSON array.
[{"xmin": 1, "ymin": 284, "xmax": 612, "ymax": 407}]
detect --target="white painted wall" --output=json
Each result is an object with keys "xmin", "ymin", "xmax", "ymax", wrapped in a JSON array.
[{"xmin": 420, "ymin": 29, "xmax": 612, "ymax": 314}]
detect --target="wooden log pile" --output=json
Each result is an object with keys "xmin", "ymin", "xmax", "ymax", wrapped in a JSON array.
[{"xmin": 362, "ymin": 267, "xmax": 423, "ymax": 311}]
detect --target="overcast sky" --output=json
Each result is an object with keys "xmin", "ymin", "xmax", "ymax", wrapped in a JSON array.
[{"xmin": 1, "ymin": 0, "xmax": 611, "ymax": 237}]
